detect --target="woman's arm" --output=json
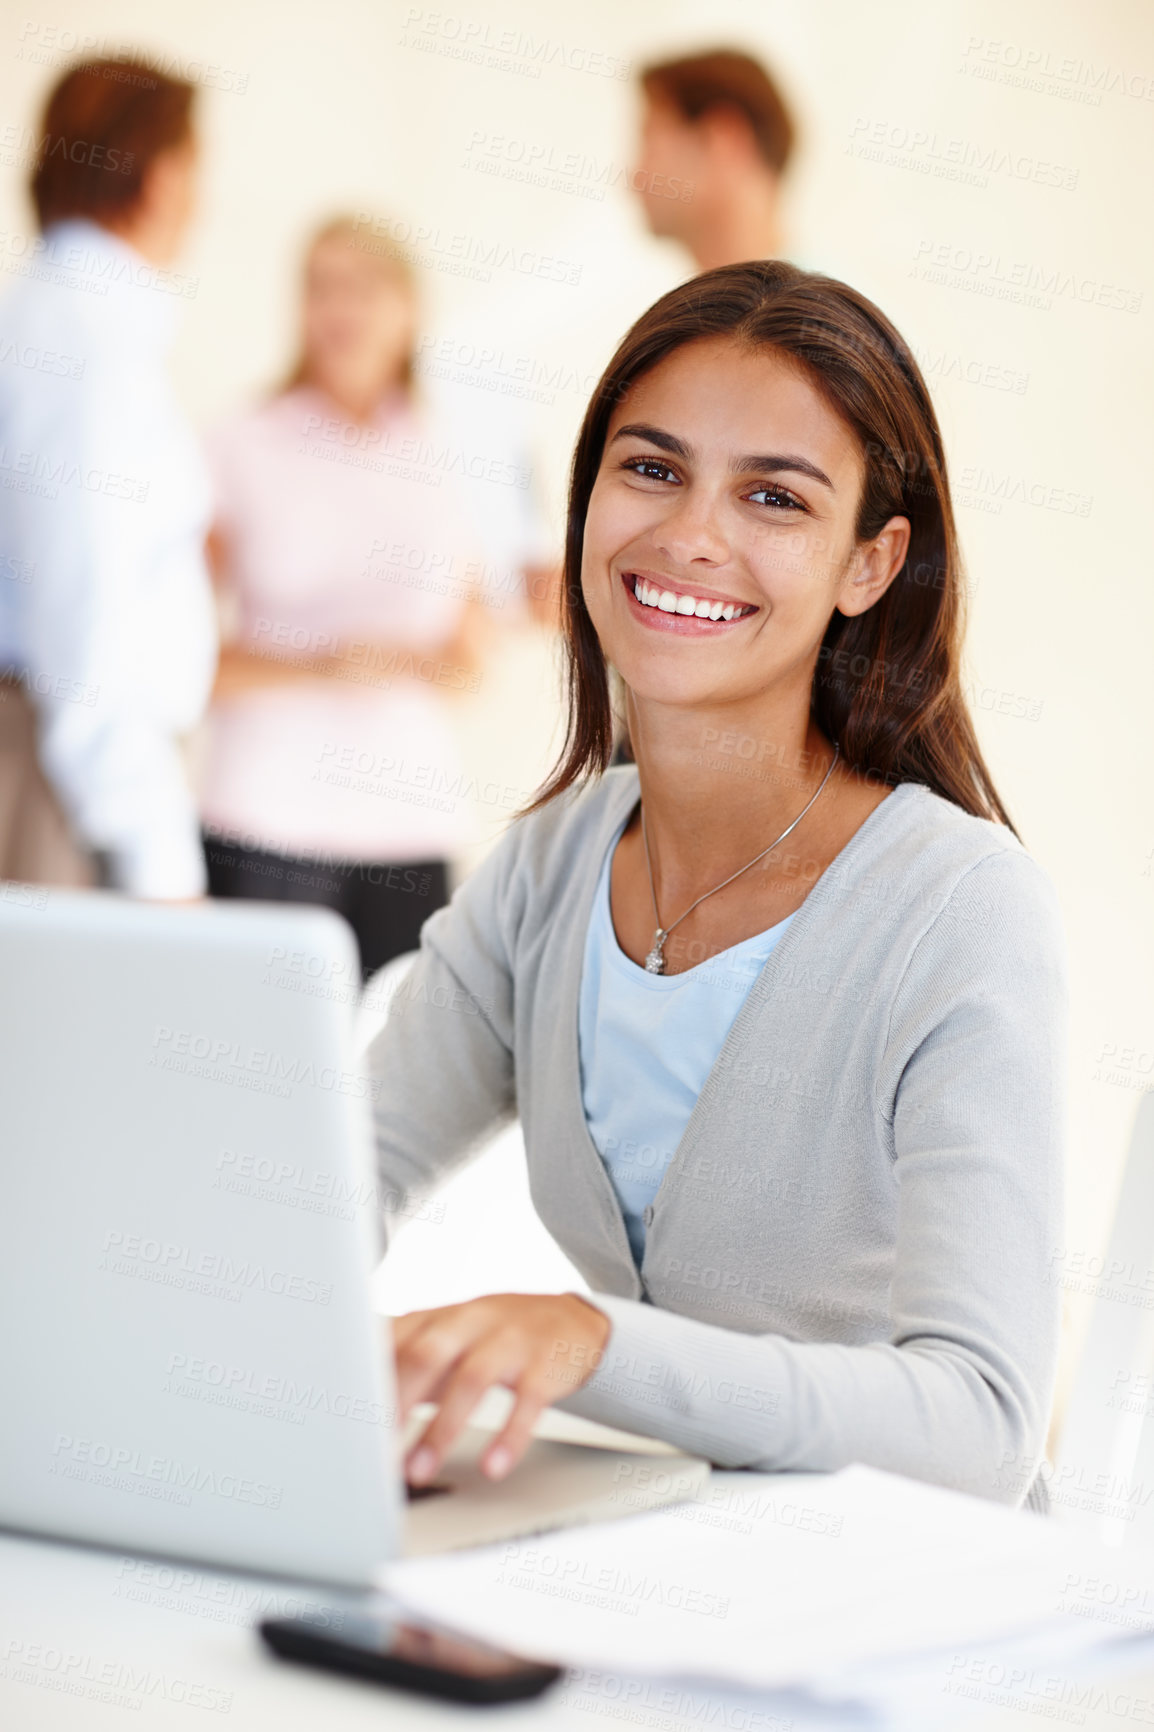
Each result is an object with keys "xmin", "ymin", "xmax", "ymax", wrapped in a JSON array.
[
  {"xmin": 210, "ymin": 598, "xmax": 490, "ymax": 702},
  {"xmin": 367, "ymin": 823, "xmax": 520, "ymax": 1234}
]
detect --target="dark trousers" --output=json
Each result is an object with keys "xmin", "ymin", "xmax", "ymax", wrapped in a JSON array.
[{"xmin": 203, "ymin": 834, "xmax": 448, "ymax": 981}]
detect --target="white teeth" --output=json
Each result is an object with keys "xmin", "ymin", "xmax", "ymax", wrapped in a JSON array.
[{"xmin": 630, "ymin": 576, "xmax": 750, "ymax": 622}]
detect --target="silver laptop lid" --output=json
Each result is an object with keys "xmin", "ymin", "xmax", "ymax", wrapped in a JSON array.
[{"xmin": 0, "ymin": 886, "xmax": 401, "ymax": 1586}]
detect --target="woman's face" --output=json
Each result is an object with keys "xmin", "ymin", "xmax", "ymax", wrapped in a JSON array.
[
  {"xmin": 582, "ymin": 336, "xmax": 909, "ymax": 715},
  {"xmin": 301, "ymin": 234, "xmax": 415, "ymax": 402}
]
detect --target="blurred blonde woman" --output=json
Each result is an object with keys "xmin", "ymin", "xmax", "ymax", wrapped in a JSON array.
[{"xmin": 200, "ymin": 217, "xmax": 488, "ymax": 975}]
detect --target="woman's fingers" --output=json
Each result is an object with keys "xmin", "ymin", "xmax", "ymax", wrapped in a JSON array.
[
  {"xmin": 392, "ymin": 1308, "xmax": 480, "ymax": 1420},
  {"xmin": 404, "ymin": 1338, "xmax": 520, "ymax": 1483},
  {"xmin": 481, "ymin": 1374, "xmax": 554, "ymax": 1480}
]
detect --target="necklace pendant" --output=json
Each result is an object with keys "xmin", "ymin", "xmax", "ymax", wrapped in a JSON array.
[{"xmin": 643, "ymin": 930, "xmax": 667, "ymax": 975}]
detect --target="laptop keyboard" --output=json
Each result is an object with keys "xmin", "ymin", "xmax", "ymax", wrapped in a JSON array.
[{"xmin": 404, "ymin": 1482, "xmax": 452, "ymax": 1502}]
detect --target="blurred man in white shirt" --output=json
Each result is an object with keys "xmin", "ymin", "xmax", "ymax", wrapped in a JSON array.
[{"xmin": 0, "ymin": 56, "xmax": 216, "ymax": 897}]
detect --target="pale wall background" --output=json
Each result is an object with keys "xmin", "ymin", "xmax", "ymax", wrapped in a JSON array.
[{"xmin": 2, "ymin": 0, "xmax": 1152, "ymax": 1423}]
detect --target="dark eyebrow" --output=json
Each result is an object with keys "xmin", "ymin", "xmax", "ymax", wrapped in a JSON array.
[
  {"xmin": 608, "ymin": 423, "xmax": 835, "ymax": 492},
  {"xmin": 609, "ymin": 422, "xmax": 692, "ymax": 460},
  {"xmin": 731, "ymin": 453, "xmax": 835, "ymax": 492}
]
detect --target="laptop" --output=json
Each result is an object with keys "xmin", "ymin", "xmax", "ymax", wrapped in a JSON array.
[{"xmin": 0, "ymin": 885, "xmax": 709, "ymax": 1587}]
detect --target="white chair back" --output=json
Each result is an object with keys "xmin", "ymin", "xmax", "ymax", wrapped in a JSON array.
[{"xmin": 1053, "ymin": 1094, "xmax": 1154, "ymax": 1545}]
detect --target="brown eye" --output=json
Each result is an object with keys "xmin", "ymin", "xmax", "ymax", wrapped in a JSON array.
[
  {"xmin": 747, "ymin": 485, "xmax": 805, "ymax": 512},
  {"xmin": 621, "ymin": 457, "xmax": 679, "ymax": 484}
]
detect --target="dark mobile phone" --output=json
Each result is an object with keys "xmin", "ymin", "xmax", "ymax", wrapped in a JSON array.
[{"xmin": 258, "ymin": 1604, "xmax": 563, "ymax": 1705}]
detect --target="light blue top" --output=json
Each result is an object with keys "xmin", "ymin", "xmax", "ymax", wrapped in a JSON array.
[{"xmin": 578, "ymin": 811, "xmax": 795, "ymax": 1265}]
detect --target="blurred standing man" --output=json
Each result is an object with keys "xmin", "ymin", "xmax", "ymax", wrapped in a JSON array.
[
  {"xmin": 632, "ymin": 49, "xmax": 797, "ymax": 270},
  {"xmin": 0, "ymin": 58, "xmax": 216, "ymax": 896}
]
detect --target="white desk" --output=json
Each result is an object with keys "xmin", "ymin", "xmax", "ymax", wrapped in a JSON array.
[
  {"xmin": 0, "ymin": 1483, "xmax": 833, "ymax": 1732},
  {"xmin": 8, "ymin": 1489, "xmax": 1154, "ymax": 1732},
  {"xmin": 5, "ymin": 1403, "xmax": 1154, "ymax": 1732}
]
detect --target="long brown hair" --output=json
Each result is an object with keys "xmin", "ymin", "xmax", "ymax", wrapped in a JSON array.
[{"xmin": 530, "ymin": 259, "xmax": 1015, "ymax": 834}]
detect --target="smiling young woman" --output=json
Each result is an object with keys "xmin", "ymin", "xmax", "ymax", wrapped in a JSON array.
[{"xmin": 370, "ymin": 261, "xmax": 1067, "ymax": 1509}]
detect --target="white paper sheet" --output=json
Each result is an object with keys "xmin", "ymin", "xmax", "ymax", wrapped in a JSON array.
[{"xmin": 381, "ymin": 1464, "xmax": 1154, "ymax": 1694}]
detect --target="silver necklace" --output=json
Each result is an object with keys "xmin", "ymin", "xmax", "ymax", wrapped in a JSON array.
[{"xmin": 639, "ymin": 743, "xmax": 841, "ymax": 975}]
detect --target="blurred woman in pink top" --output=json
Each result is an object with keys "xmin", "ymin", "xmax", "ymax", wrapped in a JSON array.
[{"xmin": 200, "ymin": 217, "xmax": 489, "ymax": 976}]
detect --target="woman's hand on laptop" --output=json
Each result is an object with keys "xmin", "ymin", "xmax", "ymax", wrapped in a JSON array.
[{"xmin": 394, "ymin": 1293, "xmax": 611, "ymax": 1485}]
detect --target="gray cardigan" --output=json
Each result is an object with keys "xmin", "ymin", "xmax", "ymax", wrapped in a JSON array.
[{"xmin": 368, "ymin": 768, "xmax": 1068, "ymax": 1505}]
